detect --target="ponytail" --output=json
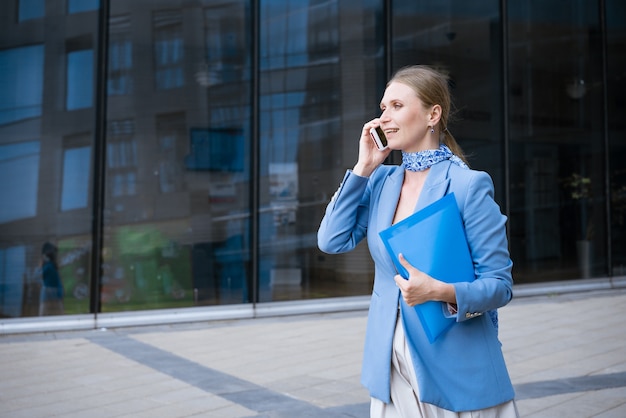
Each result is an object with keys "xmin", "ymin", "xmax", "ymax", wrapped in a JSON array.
[{"xmin": 441, "ymin": 129, "xmax": 469, "ymax": 167}]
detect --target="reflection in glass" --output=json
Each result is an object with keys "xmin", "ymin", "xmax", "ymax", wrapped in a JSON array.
[
  {"xmin": 61, "ymin": 146, "xmax": 91, "ymax": 211},
  {"xmin": 66, "ymin": 49, "xmax": 94, "ymax": 110},
  {"xmin": 39, "ymin": 242, "xmax": 64, "ymax": 316},
  {"xmin": 508, "ymin": 1, "xmax": 606, "ymax": 282},
  {"xmin": 0, "ymin": 45, "xmax": 44, "ymax": 125},
  {"xmin": 101, "ymin": 0, "xmax": 252, "ymax": 311},
  {"xmin": 258, "ymin": 0, "xmax": 382, "ymax": 302},
  {"xmin": 2, "ymin": 0, "xmax": 623, "ymax": 326},
  {"xmin": 18, "ymin": 0, "xmax": 44, "ymax": 22},
  {"xmin": 0, "ymin": 246, "xmax": 26, "ymax": 318},
  {"xmin": 68, "ymin": 0, "xmax": 99, "ymax": 14},
  {"xmin": 185, "ymin": 128, "xmax": 245, "ymax": 172},
  {"xmin": 393, "ymin": 0, "xmax": 504, "ymax": 194},
  {"xmin": 106, "ymin": 119, "xmax": 137, "ymax": 198},
  {"xmin": 0, "ymin": 141, "xmax": 40, "ymax": 223},
  {"xmin": 108, "ymin": 16, "xmax": 133, "ymax": 96},
  {"xmin": 607, "ymin": 0, "xmax": 626, "ymax": 275},
  {"xmin": 153, "ymin": 10, "xmax": 184, "ymax": 90},
  {"xmin": 0, "ymin": 1, "xmax": 97, "ymax": 318},
  {"xmin": 155, "ymin": 113, "xmax": 185, "ymax": 194}
]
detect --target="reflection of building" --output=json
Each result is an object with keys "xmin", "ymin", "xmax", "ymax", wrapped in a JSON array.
[{"xmin": 1, "ymin": 0, "xmax": 625, "ymax": 331}]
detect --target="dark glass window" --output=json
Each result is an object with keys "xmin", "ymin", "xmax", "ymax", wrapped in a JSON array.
[
  {"xmin": 0, "ymin": 141, "xmax": 40, "ymax": 223},
  {"xmin": 68, "ymin": 0, "xmax": 99, "ymax": 14},
  {"xmin": 156, "ymin": 113, "xmax": 186, "ymax": 194},
  {"xmin": 1, "ymin": 2, "xmax": 97, "ymax": 318},
  {"xmin": 61, "ymin": 144, "xmax": 91, "ymax": 211},
  {"xmin": 0, "ymin": 246, "xmax": 27, "ymax": 317},
  {"xmin": 393, "ymin": 0, "xmax": 504, "ymax": 196},
  {"xmin": 508, "ymin": 1, "xmax": 606, "ymax": 282},
  {"xmin": 101, "ymin": 0, "xmax": 252, "ymax": 312},
  {"xmin": 0, "ymin": 45, "xmax": 44, "ymax": 125},
  {"xmin": 153, "ymin": 10, "xmax": 184, "ymax": 90},
  {"xmin": 108, "ymin": 15, "xmax": 133, "ymax": 96},
  {"xmin": 106, "ymin": 119, "xmax": 137, "ymax": 197},
  {"xmin": 258, "ymin": 0, "xmax": 383, "ymax": 302},
  {"xmin": 607, "ymin": 0, "xmax": 626, "ymax": 275},
  {"xmin": 18, "ymin": 0, "xmax": 44, "ymax": 21},
  {"xmin": 2, "ymin": 0, "xmax": 625, "ymax": 325},
  {"xmin": 66, "ymin": 36, "xmax": 94, "ymax": 110}
]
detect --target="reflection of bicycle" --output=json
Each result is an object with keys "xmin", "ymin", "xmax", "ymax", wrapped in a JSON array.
[
  {"xmin": 171, "ymin": 287, "xmax": 186, "ymax": 299},
  {"xmin": 72, "ymin": 282, "xmax": 89, "ymax": 300},
  {"xmin": 102, "ymin": 286, "xmax": 132, "ymax": 303}
]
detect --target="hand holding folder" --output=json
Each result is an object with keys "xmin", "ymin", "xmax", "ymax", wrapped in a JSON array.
[{"xmin": 379, "ymin": 193, "xmax": 475, "ymax": 343}]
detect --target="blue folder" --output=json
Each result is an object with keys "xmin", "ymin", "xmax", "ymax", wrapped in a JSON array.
[{"xmin": 379, "ymin": 193, "xmax": 475, "ymax": 343}]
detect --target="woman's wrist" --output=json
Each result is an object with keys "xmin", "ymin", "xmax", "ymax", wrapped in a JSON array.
[
  {"xmin": 353, "ymin": 162, "xmax": 375, "ymax": 177},
  {"xmin": 433, "ymin": 282, "xmax": 457, "ymax": 304}
]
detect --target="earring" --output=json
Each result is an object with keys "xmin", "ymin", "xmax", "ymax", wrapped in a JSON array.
[{"xmin": 430, "ymin": 126, "xmax": 435, "ymax": 134}]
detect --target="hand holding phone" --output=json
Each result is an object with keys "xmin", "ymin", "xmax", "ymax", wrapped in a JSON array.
[{"xmin": 369, "ymin": 126, "xmax": 388, "ymax": 150}]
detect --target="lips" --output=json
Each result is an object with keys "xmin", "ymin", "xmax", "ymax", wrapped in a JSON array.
[{"xmin": 384, "ymin": 128, "xmax": 398, "ymax": 134}]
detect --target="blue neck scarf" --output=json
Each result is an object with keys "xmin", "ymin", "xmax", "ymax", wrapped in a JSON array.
[{"xmin": 401, "ymin": 144, "xmax": 468, "ymax": 172}]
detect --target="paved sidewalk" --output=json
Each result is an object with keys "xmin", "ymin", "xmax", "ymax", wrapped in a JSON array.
[{"xmin": 1, "ymin": 288, "xmax": 625, "ymax": 417}]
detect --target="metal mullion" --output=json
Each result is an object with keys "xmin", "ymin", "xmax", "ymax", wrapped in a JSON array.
[
  {"xmin": 250, "ymin": 0, "xmax": 261, "ymax": 306},
  {"xmin": 90, "ymin": 0, "xmax": 110, "ymax": 317},
  {"xmin": 501, "ymin": 0, "xmax": 511, "ymax": 233},
  {"xmin": 599, "ymin": 0, "xmax": 612, "ymax": 277}
]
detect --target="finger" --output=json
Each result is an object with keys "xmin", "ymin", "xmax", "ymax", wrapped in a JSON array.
[
  {"xmin": 362, "ymin": 119, "xmax": 380, "ymax": 135},
  {"xmin": 367, "ymin": 118, "xmax": 380, "ymax": 128},
  {"xmin": 397, "ymin": 253, "xmax": 416, "ymax": 274},
  {"xmin": 393, "ymin": 274, "xmax": 406, "ymax": 289}
]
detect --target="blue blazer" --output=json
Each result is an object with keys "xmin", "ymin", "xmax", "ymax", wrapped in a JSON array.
[{"xmin": 318, "ymin": 161, "xmax": 515, "ymax": 412}]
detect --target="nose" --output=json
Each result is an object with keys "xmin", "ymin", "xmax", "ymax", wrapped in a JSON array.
[{"xmin": 379, "ymin": 108, "xmax": 391, "ymax": 123}]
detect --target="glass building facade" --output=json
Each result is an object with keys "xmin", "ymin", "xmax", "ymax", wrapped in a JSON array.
[{"xmin": 1, "ymin": 0, "xmax": 625, "ymax": 327}]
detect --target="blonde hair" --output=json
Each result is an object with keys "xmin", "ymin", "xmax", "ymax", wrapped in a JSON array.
[{"xmin": 388, "ymin": 65, "xmax": 468, "ymax": 166}]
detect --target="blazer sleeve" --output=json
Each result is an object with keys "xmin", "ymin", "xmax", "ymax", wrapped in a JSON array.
[
  {"xmin": 317, "ymin": 170, "xmax": 371, "ymax": 254},
  {"xmin": 452, "ymin": 170, "xmax": 513, "ymax": 322}
]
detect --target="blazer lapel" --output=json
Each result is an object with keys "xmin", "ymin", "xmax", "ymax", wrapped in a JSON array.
[
  {"xmin": 377, "ymin": 161, "xmax": 453, "ymax": 228},
  {"xmin": 374, "ymin": 161, "xmax": 452, "ymax": 274},
  {"xmin": 374, "ymin": 166, "xmax": 404, "ymax": 274},
  {"xmin": 377, "ymin": 166, "xmax": 404, "ymax": 231},
  {"xmin": 415, "ymin": 161, "xmax": 452, "ymax": 211}
]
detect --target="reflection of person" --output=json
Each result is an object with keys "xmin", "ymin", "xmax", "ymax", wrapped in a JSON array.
[
  {"xmin": 39, "ymin": 242, "xmax": 64, "ymax": 316},
  {"xmin": 318, "ymin": 65, "xmax": 518, "ymax": 416}
]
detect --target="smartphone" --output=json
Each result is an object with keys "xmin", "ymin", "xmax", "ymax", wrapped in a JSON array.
[{"xmin": 369, "ymin": 126, "xmax": 388, "ymax": 150}]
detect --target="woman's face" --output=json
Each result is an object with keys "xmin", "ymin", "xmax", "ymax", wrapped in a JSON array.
[{"xmin": 378, "ymin": 81, "xmax": 438, "ymax": 152}]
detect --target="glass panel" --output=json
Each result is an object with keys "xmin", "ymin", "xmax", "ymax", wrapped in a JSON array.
[
  {"xmin": 153, "ymin": 10, "xmax": 184, "ymax": 91},
  {"xmin": 392, "ymin": 0, "xmax": 505, "ymax": 199},
  {"xmin": 102, "ymin": 0, "xmax": 252, "ymax": 311},
  {"xmin": 0, "ymin": 3, "xmax": 96, "ymax": 317},
  {"xmin": 0, "ymin": 45, "xmax": 44, "ymax": 125},
  {"xmin": 0, "ymin": 141, "xmax": 40, "ymax": 223},
  {"xmin": 0, "ymin": 246, "xmax": 27, "ymax": 317},
  {"xmin": 607, "ymin": 0, "xmax": 626, "ymax": 275},
  {"xmin": 258, "ymin": 0, "xmax": 383, "ymax": 302},
  {"xmin": 66, "ymin": 49, "xmax": 94, "ymax": 110},
  {"xmin": 108, "ymin": 15, "xmax": 133, "ymax": 96},
  {"xmin": 61, "ymin": 146, "xmax": 91, "ymax": 211},
  {"xmin": 19, "ymin": 0, "xmax": 45, "ymax": 22},
  {"xmin": 68, "ymin": 0, "xmax": 99, "ymax": 14},
  {"xmin": 508, "ymin": 1, "xmax": 606, "ymax": 282}
]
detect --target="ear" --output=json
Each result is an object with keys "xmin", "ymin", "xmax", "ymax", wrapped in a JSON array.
[{"xmin": 429, "ymin": 104, "xmax": 442, "ymax": 126}]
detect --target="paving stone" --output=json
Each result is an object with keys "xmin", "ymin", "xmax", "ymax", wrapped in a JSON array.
[{"xmin": 1, "ymin": 288, "xmax": 626, "ymax": 417}]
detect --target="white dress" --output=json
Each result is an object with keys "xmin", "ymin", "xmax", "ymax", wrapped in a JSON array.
[{"xmin": 370, "ymin": 315, "xmax": 519, "ymax": 418}]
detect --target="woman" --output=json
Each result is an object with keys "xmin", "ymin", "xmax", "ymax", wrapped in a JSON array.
[
  {"xmin": 40, "ymin": 242, "xmax": 64, "ymax": 316},
  {"xmin": 318, "ymin": 65, "xmax": 518, "ymax": 417}
]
